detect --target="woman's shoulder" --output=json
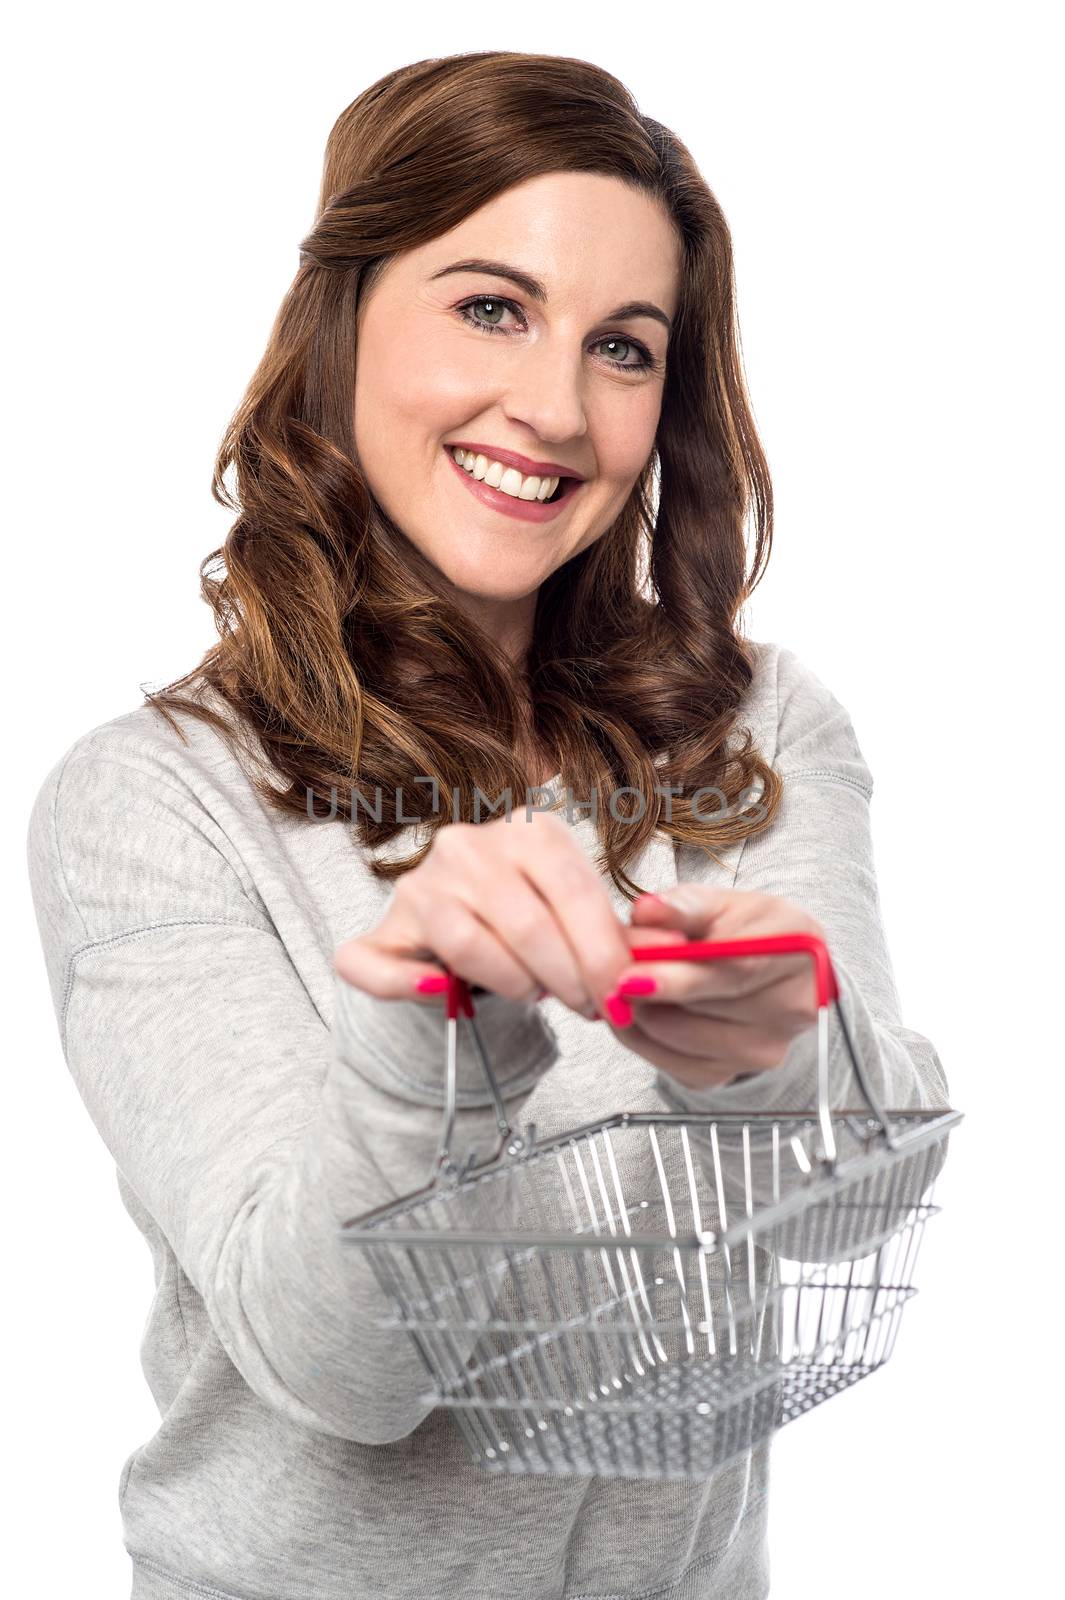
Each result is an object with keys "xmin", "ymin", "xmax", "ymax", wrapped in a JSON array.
[
  {"xmin": 25, "ymin": 683, "xmax": 274, "ymax": 1013},
  {"xmin": 25, "ymin": 682, "xmax": 270, "ymax": 924},
  {"xmin": 739, "ymin": 638, "xmax": 871, "ymax": 787},
  {"xmin": 28, "ymin": 680, "xmax": 264, "ymax": 822}
]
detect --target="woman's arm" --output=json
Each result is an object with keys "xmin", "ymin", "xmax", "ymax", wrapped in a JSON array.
[
  {"xmin": 25, "ymin": 738, "xmax": 560, "ymax": 1446},
  {"xmin": 628, "ymin": 649, "xmax": 953, "ymax": 1238},
  {"xmin": 651, "ymin": 646, "xmax": 950, "ymax": 1119}
]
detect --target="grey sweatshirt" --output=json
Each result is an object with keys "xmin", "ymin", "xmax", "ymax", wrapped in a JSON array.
[{"xmin": 25, "ymin": 639, "xmax": 950, "ymax": 1600}]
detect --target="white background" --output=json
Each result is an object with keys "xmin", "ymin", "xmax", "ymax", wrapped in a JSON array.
[{"xmin": 5, "ymin": 3, "xmax": 1060, "ymax": 1595}]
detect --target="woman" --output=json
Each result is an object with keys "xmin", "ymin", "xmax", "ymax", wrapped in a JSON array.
[{"xmin": 25, "ymin": 51, "xmax": 950, "ymax": 1600}]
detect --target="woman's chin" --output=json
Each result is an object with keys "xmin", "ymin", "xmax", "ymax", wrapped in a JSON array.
[{"xmin": 425, "ymin": 552, "xmax": 549, "ymax": 605}]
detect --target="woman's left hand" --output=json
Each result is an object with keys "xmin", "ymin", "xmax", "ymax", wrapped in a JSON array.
[{"xmin": 605, "ymin": 884, "xmax": 826, "ymax": 1091}]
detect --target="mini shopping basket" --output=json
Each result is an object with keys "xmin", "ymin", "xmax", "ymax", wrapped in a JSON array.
[{"xmin": 338, "ymin": 934, "xmax": 961, "ymax": 1481}]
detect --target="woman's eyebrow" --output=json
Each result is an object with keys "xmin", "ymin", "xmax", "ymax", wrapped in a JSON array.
[{"xmin": 427, "ymin": 257, "xmax": 673, "ymax": 334}]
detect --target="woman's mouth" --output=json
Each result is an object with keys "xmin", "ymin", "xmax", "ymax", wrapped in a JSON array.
[{"xmin": 443, "ymin": 445, "xmax": 584, "ymax": 523}]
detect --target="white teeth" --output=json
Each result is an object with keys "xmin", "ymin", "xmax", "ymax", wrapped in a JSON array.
[{"xmin": 450, "ymin": 446, "xmax": 561, "ymax": 502}]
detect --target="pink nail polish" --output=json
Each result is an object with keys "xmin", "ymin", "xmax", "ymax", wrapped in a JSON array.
[
  {"xmin": 603, "ymin": 992, "xmax": 634, "ymax": 1028},
  {"xmin": 617, "ymin": 976, "xmax": 657, "ymax": 997},
  {"xmin": 414, "ymin": 974, "xmax": 449, "ymax": 994}
]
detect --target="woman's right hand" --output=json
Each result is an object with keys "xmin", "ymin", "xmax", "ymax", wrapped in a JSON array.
[{"xmin": 333, "ymin": 811, "xmax": 633, "ymax": 1021}]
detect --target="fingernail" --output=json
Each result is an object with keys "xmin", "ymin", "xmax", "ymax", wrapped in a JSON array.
[
  {"xmin": 603, "ymin": 992, "xmax": 634, "ymax": 1028},
  {"xmin": 414, "ymin": 974, "xmax": 449, "ymax": 994},
  {"xmin": 636, "ymin": 893, "xmax": 666, "ymax": 908},
  {"xmin": 617, "ymin": 976, "xmax": 657, "ymax": 997}
]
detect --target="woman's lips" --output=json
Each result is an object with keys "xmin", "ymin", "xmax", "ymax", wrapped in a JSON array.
[{"xmin": 443, "ymin": 447, "xmax": 583, "ymax": 523}]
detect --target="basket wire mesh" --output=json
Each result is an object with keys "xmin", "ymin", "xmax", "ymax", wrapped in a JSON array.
[{"xmin": 338, "ymin": 933, "xmax": 960, "ymax": 1480}]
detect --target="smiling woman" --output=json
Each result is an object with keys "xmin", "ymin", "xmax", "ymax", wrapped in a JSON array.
[
  {"xmin": 136, "ymin": 51, "xmax": 780, "ymax": 892},
  {"xmin": 25, "ymin": 46, "xmax": 951, "ymax": 1600}
]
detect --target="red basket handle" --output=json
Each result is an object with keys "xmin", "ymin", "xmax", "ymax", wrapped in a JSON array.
[
  {"xmin": 437, "ymin": 932, "xmax": 899, "ymax": 1180},
  {"xmin": 624, "ymin": 933, "xmax": 840, "ymax": 1008},
  {"xmin": 449, "ymin": 932, "xmax": 838, "ymax": 1013}
]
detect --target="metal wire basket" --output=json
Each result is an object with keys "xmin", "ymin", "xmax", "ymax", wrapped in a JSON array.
[{"xmin": 338, "ymin": 934, "xmax": 960, "ymax": 1481}]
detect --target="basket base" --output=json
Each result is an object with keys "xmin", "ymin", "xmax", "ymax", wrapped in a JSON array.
[{"xmin": 440, "ymin": 1356, "xmax": 882, "ymax": 1480}]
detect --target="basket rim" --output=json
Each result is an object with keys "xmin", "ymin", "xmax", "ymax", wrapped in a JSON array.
[{"xmin": 337, "ymin": 1103, "xmax": 961, "ymax": 1249}]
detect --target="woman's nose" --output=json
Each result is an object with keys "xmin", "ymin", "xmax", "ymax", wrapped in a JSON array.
[{"xmin": 499, "ymin": 341, "xmax": 588, "ymax": 447}]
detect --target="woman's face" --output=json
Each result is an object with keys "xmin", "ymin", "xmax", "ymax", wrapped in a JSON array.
[{"xmin": 352, "ymin": 170, "xmax": 682, "ymax": 651}]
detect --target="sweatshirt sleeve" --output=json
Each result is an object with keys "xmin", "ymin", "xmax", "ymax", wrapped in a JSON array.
[
  {"xmin": 25, "ymin": 739, "xmax": 561, "ymax": 1446},
  {"xmin": 652, "ymin": 646, "xmax": 952, "ymax": 1146}
]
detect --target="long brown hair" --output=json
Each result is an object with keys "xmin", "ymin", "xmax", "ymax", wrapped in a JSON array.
[{"xmin": 146, "ymin": 51, "xmax": 783, "ymax": 898}]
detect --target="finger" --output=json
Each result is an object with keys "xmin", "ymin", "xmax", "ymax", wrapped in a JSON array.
[
  {"xmin": 448, "ymin": 870, "xmax": 601, "ymax": 1015},
  {"xmin": 612, "ymin": 1011, "xmax": 763, "ymax": 1087},
  {"xmin": 621, "ymin": 1001, "xmax": 794, "ymax": 1073},
  {"xmin": 623, "ymin": 922, "xmax": 698, "ymax": 954},
  {"xmin": 655, "ymin": 991, "xmax": 779, "ymax": 1025},
  {"xmin": 416, "ymin": 823, "xmax": 607, "ymax": 1014},
  {"xmin": 498, "ymin": 812, "xmax": 633, "ymax": 1008},
  {"xmin": 616, "ymin": 951, "xmax": 812, "ymax": 1007},
  {"xmin": 628, "ymin": 883, "xmax": 731, "ymax": 935},
  {"xmin": 333, "ymin": 933, "xmax": 453, "ymax": 1003},
  {"xmin": 628, "ymin": 891, "xmax": 683, "ymax": 925},
  {"xmin": 342, "ymin": 892, "xmax": 540, "ymax": 1005},
  {"xmin": 620, "ymin": 885, "xmax": 823, "ymax": 1005}
]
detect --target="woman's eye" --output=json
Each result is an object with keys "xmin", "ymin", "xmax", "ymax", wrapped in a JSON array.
[
  {"xmin": 593, "ymin": 337, "xmax": 649, "ymax": 371},
  {"xmin": 455, "ymin": 295, "xmax": 655, "ymax": 374},
  {"xmin": 457, "ymin": 296, "xmax": 516, "ymax": 333}
]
